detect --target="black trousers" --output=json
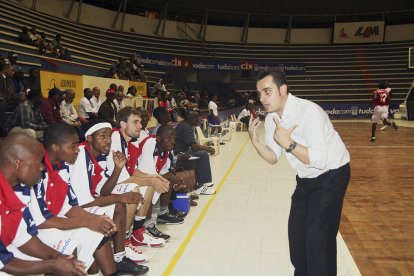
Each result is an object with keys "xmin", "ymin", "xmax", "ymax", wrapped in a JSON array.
[{"xmin": 288, "ymin": 163, "xmax": 350, "ymax": 276}]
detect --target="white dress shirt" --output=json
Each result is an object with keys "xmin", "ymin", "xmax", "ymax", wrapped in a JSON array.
[
  {"xmin": 264, "ymin": 94, "xmax": 350, "ymax": 178},
  {"xmin": 78, "ymin": 97, "xmax": 95, "ymax": 119},
  {"xmin": 61, "ymin": 100, "xmax": 78, "ymax": 123},
  {"xmin": 90, "ymin": 96, "xmax": 101, "ymax": 112}
]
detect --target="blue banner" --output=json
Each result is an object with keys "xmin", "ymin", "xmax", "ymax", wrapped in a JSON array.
[
  {"xmin": 136, "ymin": 53, "xmax": 305, "ymax": 74},
  {"xmin": 255, "ymin": 103, "xmax": 401, "ymax": 119},
  {"xmin": 318, "ymin": 103, "xmax": 400, "ymax": 119}
]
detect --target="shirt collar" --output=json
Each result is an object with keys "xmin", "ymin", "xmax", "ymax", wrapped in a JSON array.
[{"xmin": 279, "ymin": 93, "xmax": 298, "ymax": 121}]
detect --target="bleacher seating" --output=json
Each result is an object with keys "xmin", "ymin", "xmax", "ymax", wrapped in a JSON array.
[{"xmin": 1, "ymin": 0, "xmax": 414, "ymax": 104}]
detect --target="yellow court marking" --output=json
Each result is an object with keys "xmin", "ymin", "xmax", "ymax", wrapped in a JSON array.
[{"xmin": 163, "ymin": 137, "xmax": 250, "ymax": 275}]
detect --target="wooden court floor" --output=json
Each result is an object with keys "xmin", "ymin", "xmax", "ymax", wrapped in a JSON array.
[{"xmin": 334, "ymin": 122, "xmax": 414, "ymax": 276}]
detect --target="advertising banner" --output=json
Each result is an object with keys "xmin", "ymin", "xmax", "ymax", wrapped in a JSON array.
[
  {"xmin": 40, "ymin": 71, "xmax": 83, "ymax": 104},
  {"xmin": 129, "ymin": 81, "xmax": 148, "ymax": 97},
  {"xmin": 255, "ymin": 102, "xmax": 400, "ymax": 119},
  {"xmin": 137, "ymin": 53, "xmax": 306, "ymax": 75},
  {"xmin": 319, "ymin": 103, "xmax": 400, "ymax": 119},
  {"xmin": 333, "ymin": 21, "xmax": 385, "ymax": 44}
]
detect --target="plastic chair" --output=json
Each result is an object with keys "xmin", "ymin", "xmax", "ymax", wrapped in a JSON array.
[
  {"xmin": 219, "ymin": 121, "xmax": 233, "ymax": 141},
  {"xmin": 230, "ymin": 114, "xmax": 247, "ymax": 131},
  {"xmin": 195, "ymin": 126, "xmax": 220, "ymax": 155}
]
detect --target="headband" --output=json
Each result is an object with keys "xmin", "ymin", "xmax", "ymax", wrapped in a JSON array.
[{"xmin": 84, "ymin": 122, "xmax": 112, "ymax": 137}]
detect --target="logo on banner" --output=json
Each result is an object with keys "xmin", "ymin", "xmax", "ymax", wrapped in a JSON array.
[
  {"xmin": 49, "ymin": 79, "xmax": 59, "ymax": 90},
  {"xmin": 339, "ymin": 28, "xmax": 349, "ymax": 38},
  {"xmin": 351, "ymin": 106, "xmax": 358, "ymax": 116},
  {"xmin": 355, "ymin": 26, "xmax": 379, "ymax": 38},
  {"xmin": 240, "ymin": 62, "xmax": 254, "ymax": 70},
  {"xmin": 171, "ymin": 57, "xmax": 192, "ymax": 68}
]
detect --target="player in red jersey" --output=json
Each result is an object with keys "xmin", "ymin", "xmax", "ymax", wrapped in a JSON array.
[{"xmin": 370, "ymin": 81, "xmax": 398, "ymax": 142}]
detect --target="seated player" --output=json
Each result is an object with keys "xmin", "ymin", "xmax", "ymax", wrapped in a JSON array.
[
  {"xmin": 68, "ymin": 119, "xmax": 149, "ymax": 275},
  {"xmin": 107, "ymin": 107, "xmax": 172, "ymax": 242},
  {"xmin": 138, "ymin": 125, "xmax": 186, "ymax": 225},
  {"xmin": 14, "ymin": 122, "xmax": 119, "ymax": 275},
  {"xmin": 0, "ymin": 133, "xmax": 87, "ymax": 275}
]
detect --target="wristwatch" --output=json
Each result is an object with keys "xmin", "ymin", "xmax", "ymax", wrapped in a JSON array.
[{"xmin": 286, "ymin": 141, "xmax": 297, "ymax": 153}]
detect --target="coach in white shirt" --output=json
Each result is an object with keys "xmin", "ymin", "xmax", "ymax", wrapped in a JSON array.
[{"xmin": 249, "ymin": 70, "xmax": 350, "ymax": 276}]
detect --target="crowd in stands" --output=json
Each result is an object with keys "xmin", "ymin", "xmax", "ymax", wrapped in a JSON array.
[
  {"xmin": 105, "ymin": 56, "xmax": 147, "ymax": 81},
  {"xmin": 18, "ymin": 26, "xmax": 71, "ymax": 60}
]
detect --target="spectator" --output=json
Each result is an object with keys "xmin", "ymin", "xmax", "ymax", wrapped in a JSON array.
[
  {"xmin": 61, "ymin": 89, "xmax": 80, "ymax": 127},
  {"xmin": 91, "ymin": 86, "xmax": 102, "ymax": 109},
  {"xmin": 105, "ymin": 66, "xmax": 119, "ymax": 79},
  {"xmin": 150, "ymin": 107, "xmax": 171, "ymax": 135},
  {"xmin": 114, "ymin": 91, "xmax": 126, "ymax": 111},
  {"xmin": 18, "ymin": 26, "xmax": 33, "ymax": 44},
  {"xmin": 12, "ymin": 70, "xmax": 26, "ymax": 95},
  {"xmin": 78, "ymin": 88, "xmax": 97, "ymax": 122},
  {"xmin": 126, "ymin": 86, "xmax": 137, "ymax": 98},
  {"xmin": 137, "ymin": 107, "xmax": 150, "ymax": 143},
  {"xmin": 52, "ymin": 34, "xmax": 71, "ymax": 60},
  {"xmin": 28, "ymin": 27, "xmax": 41, "ymax": 46},
  {"xmin": 207, "ymin": 94, "xmax": 222, "ymax": 135},
  {"xmin": 98, "ymin": 89, "xmax": 118, "ymax": 126},
  {"xmin": 0, "ymin": 62, "xmax": 16, "ymax": 136},
  {"xmin": 151, "ymin": 77, "xmax": 167, "ymax": 98},
  {"xmin": 25, "ymin": 68, "xmax": 40, "ymax": 91},
  {"xmin": 173, "ymin": 111, "xmax": 216, "ymax": 195},
  {"xmin": 7, "ymin": 52, "xmax": 18, "ymax": 66},
  {"xmin": 110, "ymin": 83, "xmax": 118, "ymax": 92},
  {"xmin": 38, "ymin": 32, "xmax": 53, "ymax": 55},
  {"xmin": 40, "ymin": 88, "xmax": 63, "ymax": 125},
  {"xmin": 118, "ymin": 85, "xmax": 125, "ymax": 94},
  {"xmin": 5, "ymin": 89, "xmax": 48, "ymax": 139},
  {"xmin": 237, "ymin": 103, "xmax": 256, "ymax": 127},
  {"xmin": 137, "ymin": 64, "xmax": 147, "ymax": 82}
]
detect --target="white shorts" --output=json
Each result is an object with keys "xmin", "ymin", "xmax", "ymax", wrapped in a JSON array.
[
  {"xmin": 111, "ymin": 183, "xmax": 160, "ymax": 205},
  {"xmin": 372, "ymin": 105, "xmax": 389, "ymax": 123},
  {"xmin": 7, "ymin": 227, "xmax": 103, "ymax": 270},
  {"xmin": 84, "ymin": 204, "xmax": 115, "ymax": 219}
]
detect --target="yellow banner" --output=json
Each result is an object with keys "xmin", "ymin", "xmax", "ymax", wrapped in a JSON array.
[
  {"xmin": 129, "ymin": 81, "xmax": 148, "ymax": 97},
  {"xmin": 40, "ymin": 71, "xmax": 83, "ymax": 104},
  {"xmin": 40, "ymin": 72, "xmax": 148, "ymax": 108}
]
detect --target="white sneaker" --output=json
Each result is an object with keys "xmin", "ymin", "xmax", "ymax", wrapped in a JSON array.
[
  {"xmin": 125, "ymin": 239, "xmax": 149, "ymax": 263},
  {"xmin": 203, "ymin": 182, "xmax": 214, "ymax": 187},
  {"xmin": 380, "ymin": 125, "xmax": 388, "ymax": 131},
  {"xmin": 130, "ymin": 227, "xmax": 166, "ymax": 247},
  {"xmin": 194, "ymin": 185, "xmax": 216, "ymax": 195}
]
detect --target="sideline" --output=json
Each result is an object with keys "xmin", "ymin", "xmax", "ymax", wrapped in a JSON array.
[{"xmin": 163, "ymin": 137, "xmax": 250, "ymax": 275}]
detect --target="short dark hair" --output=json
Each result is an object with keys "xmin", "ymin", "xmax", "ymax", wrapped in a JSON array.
[
  {"xmin": 116, "ymin": 106, "xmax": 141, "ymax": 126},
  {"xmin": 378, "ymin": 81, "xmax": 387, "ymax": 89},
  {"xmin": 256, "ymin": 70, "xmax": 288, "ymax": 89},
  {"xmin": 153, "ymin": 107, "xmax": 169, "ymax": 122},
  {"xmin": 43, "ymin": 122, "xmax": 78, "ymax": 149},
  {"xmin": 156, "ymin": 124, "xmax": 175, "ymax": 137}
]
